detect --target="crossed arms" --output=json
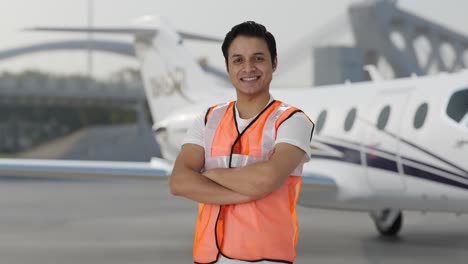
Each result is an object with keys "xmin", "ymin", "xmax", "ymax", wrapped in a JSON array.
[{"xmin": 169, "ymin": 143, "xmax": 305, "ymax": 205}]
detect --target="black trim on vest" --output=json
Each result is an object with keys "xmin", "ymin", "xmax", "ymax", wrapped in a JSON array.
[
  {"xmin": 309, "ymin": 123, "xmax": 315, "ymax": 141},
  {"xmin": 194, "ymin": 259, "xmax": 219, "ymax": 264},
  {"xmin": 212, "ymin": 206, "xmax": 223, "ymax": 264},
  {"xmin": 277, "ymin": 109, "xmax": 315, "ymax": 141},
  {"xmin": 277, "ymin": 109, "xmax": 302, "ymax": 129},
  {"xmin": 199, "ymin": 103, "xmax": 222, "ymax": 264},
  {"xmin": 204, "ymin": 107, "xmax": 213, "ymax": 126},
  {"xmin": 228, "ymin": 100, "xmax": 277, "ymax": 168},
  {"xmin": 232, "ymin": 103, "xmax": 240, "ymax": 135},
  {"xmin": 220, "ymin": 255, "xmax": 293, "ymax": 264},
  {"xmin": 195, "ymin": 207, "xmax": 222, "ymax": 264},
  {"xmin": 303, "ymin": 114, "xmax": 315, "ymax": 141}
]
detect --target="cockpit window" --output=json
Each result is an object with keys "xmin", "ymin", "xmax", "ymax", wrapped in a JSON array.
[{"xmin": 446, "ymin": 89, "xmax": 468, "ymax": 127}]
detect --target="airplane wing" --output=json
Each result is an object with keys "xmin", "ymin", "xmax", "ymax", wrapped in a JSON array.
[
  {"xmin": 0, "ymin": 157, "xmax": 341, "ymax": 210},
  {"xmin": 297, "ymin": 166, "xmax": 339, "ymax": 208},
  {"xmin": 0, "ymin": 157, "xmax": 337, "ymax": 186},
  {"xmin": 302, "ymin": 172, "xmax": 337, "ymax": 189},
  {"xmin": 0, "ymin": 158, "xmax": 172, "ymax": 181}
]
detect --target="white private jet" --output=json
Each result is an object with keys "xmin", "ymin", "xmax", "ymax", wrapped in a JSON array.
[{"xmin": 0, "ymin": 16, "xmax": 467, "ymax": 237}]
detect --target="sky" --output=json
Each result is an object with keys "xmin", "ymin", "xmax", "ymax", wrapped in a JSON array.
[{"xmin": 0, "ymin": 0, "xmax": 467, "ymax": 87}]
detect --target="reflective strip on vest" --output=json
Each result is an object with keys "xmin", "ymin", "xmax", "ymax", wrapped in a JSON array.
[{"xmin": 193, "ymin": 100, "xmax": 304, "ymax": 264}]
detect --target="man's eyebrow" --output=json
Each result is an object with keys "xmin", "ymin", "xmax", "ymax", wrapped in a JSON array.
[{"xmin": 231, "ymin": 52, "xmax": 265, "ymax": 58}]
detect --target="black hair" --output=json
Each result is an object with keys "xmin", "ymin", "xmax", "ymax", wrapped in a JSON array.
[{"xmin": 221, "ymin": 21, "xmax": 277, "ymax": 67}]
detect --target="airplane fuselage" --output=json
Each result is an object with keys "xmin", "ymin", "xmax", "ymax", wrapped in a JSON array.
[{"xmin": 156, "ymin": 71, "xmax": 468, "ymax": 213}]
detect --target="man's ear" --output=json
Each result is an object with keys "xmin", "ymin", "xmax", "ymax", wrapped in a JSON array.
[{"xmin": 272, "ymin": 57, "xmax": 278, "ymax": 72}]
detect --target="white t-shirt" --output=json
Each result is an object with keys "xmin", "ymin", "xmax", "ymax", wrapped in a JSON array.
[{"xmin": 183, "ymin": 98, "xmax": 313, "ymax": 161}]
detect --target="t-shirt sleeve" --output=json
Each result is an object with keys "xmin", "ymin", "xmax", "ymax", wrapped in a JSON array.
[
  {"xmin": 182, "ymin": 112, "xmax": 205, "ymax": 147},
  {"xmin": 275, "ymin": 112, "xmax": 314, "ymax": 162}
]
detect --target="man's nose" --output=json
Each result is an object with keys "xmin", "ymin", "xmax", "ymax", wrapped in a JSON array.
[{"xmin": 243, "ymin": 60, "xmax": 256, "ymax": 72}]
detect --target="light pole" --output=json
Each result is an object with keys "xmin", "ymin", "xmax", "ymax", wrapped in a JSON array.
[{"xmin": 87, "ymin": 0, "xmax": 93, "ymax": 88}]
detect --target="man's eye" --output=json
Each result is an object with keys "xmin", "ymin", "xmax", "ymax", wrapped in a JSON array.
[
  {"xmin": 255, "ymin": 56, "xmax": 264, "ymax": 61},
  {"xmin": 233, "ymin": 58, "xmax": 242, "ymax": 64}
]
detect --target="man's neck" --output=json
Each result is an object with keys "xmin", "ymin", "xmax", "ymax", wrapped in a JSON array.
[{"xmin": 235, "ymin": 92, "xmax": 271, "ymax": 119}]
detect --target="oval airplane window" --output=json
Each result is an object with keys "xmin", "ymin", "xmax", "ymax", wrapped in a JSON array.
[
  {"xmin": 414, "ymin": 103, "xmax": 428, "ymax": 129},
  {"xmin": 316, "ymin": 110, "xmax": 327, "ymax": 134},
  {"xmin": 377, "ymin": 105, "xmax": 391, "ymax": 130},
  {"xmin": 344, "ymin": 108, "xmax": 357, "ymax": 132}
]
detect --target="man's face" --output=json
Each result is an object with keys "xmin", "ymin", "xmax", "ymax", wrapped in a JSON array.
[{"xmin": 226, "ymin": 36, "xmax": 276, "ymax": 97}]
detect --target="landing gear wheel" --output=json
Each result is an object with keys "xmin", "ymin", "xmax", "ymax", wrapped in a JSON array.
[{"xmin": 370, "ymin": 209, "xmax": 403, "ymax": 237}]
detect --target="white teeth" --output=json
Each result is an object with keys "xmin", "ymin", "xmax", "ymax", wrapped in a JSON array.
[{"xmin": 241, "ymin": 77, "xmax": 258, "ymax": 81}]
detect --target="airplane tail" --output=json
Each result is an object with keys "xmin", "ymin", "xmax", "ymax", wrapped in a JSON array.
[
  {"xmin": 131, "ymin": 16, "xmax": 220, "ymax": 123},
  {"xmin": 28, "ymin": 15, "xmax": 221, "ymax": 124}
]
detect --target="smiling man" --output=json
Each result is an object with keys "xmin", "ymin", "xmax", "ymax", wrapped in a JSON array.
[{"xmin": 170, "ymin": 21, "xmax": 315, "ymax": 264}]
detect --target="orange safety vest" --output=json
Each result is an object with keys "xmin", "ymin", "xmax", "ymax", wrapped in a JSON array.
[{"xmin": 194, "ymin": 100, "xmax": 306, "ymax": 264}]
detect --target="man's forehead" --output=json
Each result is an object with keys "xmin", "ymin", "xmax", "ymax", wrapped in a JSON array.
[{"xmin": 228, "ymin": 36, "xmax": 270, "ymax": 55}]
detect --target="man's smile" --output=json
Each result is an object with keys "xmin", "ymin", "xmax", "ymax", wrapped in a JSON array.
[{"xmin": 240, "ymin": 76, "xmax": 260, "ymax": 81}]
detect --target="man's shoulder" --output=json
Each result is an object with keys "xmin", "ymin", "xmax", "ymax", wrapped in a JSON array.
[
  {"xmin": 274, "ymin": 100, "xmax": 314, "ymax": 127},
  {"xmin": 204, "ymin": 101, "xmax": 235, "ymax": 125},
  {"xmin": 209, "ymin": 100, "xmax": 235, "ymax": 108},
  {"xmin": 275, "ymin": 100, "xmax": 306, "ymax": 116},
  {"xmin": 276, "ymin": 100, "xmax": 302, "ymax": 111},
  {"xmin": 206, "ymin": 101, "xmax": 234, "ymax": 113}
]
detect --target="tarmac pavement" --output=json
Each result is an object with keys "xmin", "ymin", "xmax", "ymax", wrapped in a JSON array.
[{"xmin": 0, "ymin": 180, "xmax": 467, "ymax": 264}]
